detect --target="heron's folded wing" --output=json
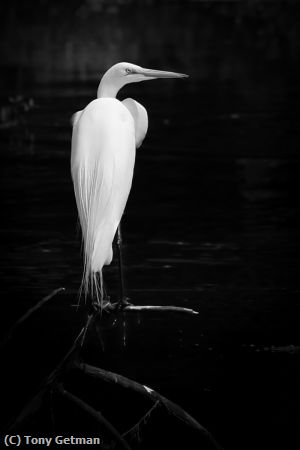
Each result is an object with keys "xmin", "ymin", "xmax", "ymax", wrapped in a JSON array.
[
  {"xmin": 70, "ymin": 110, "xmax": 83, "ymax": 127},
  {"xmin": 122, "ymin": 98, "xmax": 148, "ymax": 149}
]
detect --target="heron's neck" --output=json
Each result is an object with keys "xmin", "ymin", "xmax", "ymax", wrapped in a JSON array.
[
  {"xmin": 97, "ymin": 83, "xmax": 117, "ymax": 98},
  {"xmin": 97, "ymin": 75, "xmax": 122, "ymax": 98}
]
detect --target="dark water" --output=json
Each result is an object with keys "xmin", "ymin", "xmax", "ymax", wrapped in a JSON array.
[
  {"xmin": 0, "ymin": 78, "xmax": 300, "ymax": 449},
  {"xmin": 0, "ymin": 2, "xmax": 300, "ymax": 445}
]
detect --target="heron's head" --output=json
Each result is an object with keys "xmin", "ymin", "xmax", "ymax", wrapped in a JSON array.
[{"xmin": 97, "ymin": 62, "xmax": 188, "ymax": 98}]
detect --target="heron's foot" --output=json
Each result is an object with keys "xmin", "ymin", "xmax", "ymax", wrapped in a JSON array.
[
  {"xmin": 89, "ymin": 295, "xmax": 116, "ymax": 314},
  {"xmin": 102, "ymin": 298, "xmax": 116, "ymax": 313},
  {"xmin": 90, "ymin": 297, "xmax": 133, "ymax": 314}
]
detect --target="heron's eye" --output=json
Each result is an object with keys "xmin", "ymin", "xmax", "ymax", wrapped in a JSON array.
[{"xmin": 125, "ymin": 68, "xmax": 132, "ymax": 75}]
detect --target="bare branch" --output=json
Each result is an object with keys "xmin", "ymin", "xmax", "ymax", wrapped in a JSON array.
[
  {"xmin": 122, "ymin": 305, "xmax": 198, "ymax": 315},
  {"xmin": 57, "ymin": 384, "xmax": 132, "ymax": 450},
  {"xmin": 76, "ymin": 363, "xmax": 223, "ymax": 450},
  {"xmin": 122, "ymin": 400, "xmax": 160, "ymax": 442}
]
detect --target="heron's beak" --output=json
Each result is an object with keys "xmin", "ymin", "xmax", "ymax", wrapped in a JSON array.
[{"xmin": 138, "ymin": 68, "xmax": 189, "ymax": 79}]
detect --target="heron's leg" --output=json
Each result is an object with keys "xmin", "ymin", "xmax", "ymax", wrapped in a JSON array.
[
  {"xmin": 117, "ymin": 225, "xmax": 125, "ymax": 304},
  {"xmin": 103, "ymin": 283, "xmax": 110, "ymax": 303},
  {"xmin": 116, "ymin": 224, "xmax": 130, "ymax": 308},
  {"xmin": 101, "ymin": 278, "xmax": 116, "ymax": 312}
]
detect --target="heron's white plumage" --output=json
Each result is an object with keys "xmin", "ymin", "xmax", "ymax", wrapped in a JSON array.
[
  {"xmin": 70, "ymin": 110, "xmax": 83, "ymax": 127},
  {"xmin": 71, "ymin": 98, "xmax": 136, "ymax": 299},
  {"xmin": 122, "ymin": 98, "xmax": 148, "ymax": 148},
  {"xmin": 71, "ymin": 62, "xmax": 187, "ymax": 306}
]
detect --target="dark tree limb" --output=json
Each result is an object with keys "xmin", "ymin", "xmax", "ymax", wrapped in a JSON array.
[
  {"xmin": 4, "ymin": 289, "xmax": 219, "ymax": 450},
  {"xmin": 122, "ymin": 400, "xmax": 160, "ymax": 443},
  {"xmin": 122, "ymin": 305, "xmax": 198, "ymax": 315},
  {"xmin": 56, "ymin": 384, "xmax": 132, "ymax": 450},
  {"xmin": 76, "ymin": 363, "xmax": 223, "ymax": 450}
]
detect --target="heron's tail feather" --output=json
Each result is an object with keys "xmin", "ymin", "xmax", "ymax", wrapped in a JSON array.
[
  {"xmin": 79, "ymin": 264, "xmax": 103, "ymax": 309},
  {"xmin": 73, "ymin": 157, "xmax": 115, "ymax": 310}
]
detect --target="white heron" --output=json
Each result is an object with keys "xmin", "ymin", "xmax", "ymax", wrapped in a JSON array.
[{"xmin": 71, "ymin": 62, "xmax": 188, "ymax": 310}]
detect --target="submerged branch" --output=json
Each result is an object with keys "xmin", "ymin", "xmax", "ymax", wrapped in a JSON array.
[
  {"xmin": 76, "ymin": 363, "xmax": 223, "ymax": 450},
  {"xmin": 57, "ymin": 384, "xmax": 132, "ymax": 450}
]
